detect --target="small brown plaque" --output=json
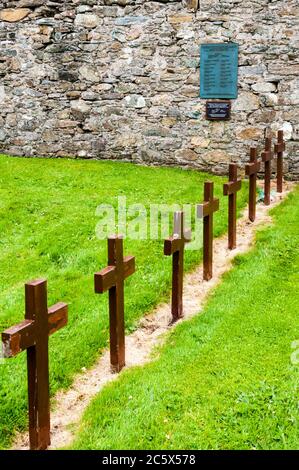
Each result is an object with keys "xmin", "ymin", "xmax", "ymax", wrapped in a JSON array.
[{"xmin": 206, "ymin": 101, "xmax": 231, "ymax": 120}]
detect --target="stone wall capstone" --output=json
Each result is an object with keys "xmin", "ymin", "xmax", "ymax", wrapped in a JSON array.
[{"xmin": 0, "ymin": 0, "xmax": 298, "ymax": 178}]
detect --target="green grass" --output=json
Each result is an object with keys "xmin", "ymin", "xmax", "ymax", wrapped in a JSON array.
[
  {"xmin": 0, "ymin": 155, "xmax": 248, "ymax": 449},
  {"xmin": 70, "ymin": 185, "xmax": 299, "ymax": 450}
]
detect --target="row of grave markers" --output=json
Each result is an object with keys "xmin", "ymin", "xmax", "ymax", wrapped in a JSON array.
[{"xmin": 1, "ymin": 130, "xmax": 286, "ymax": 450}]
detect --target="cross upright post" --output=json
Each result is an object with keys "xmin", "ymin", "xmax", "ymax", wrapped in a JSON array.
[
  {"xmin": 94, "ymin": 235, "xmax": 135, "ymax": 373},
  {"xmin": 274, "ymin": 130, "xmax": 285, "ymax": 193},
  {"xmin": 197, "ymin": 182, "xmax": 219, "ymax": 281},
  {"xmin": 261, "ymin": 136, "xmax": 273, "ymax": 205},
  {"xmin": 223, "ymin": 164, "xmax": 242, "ymax": 250},
  {"xmin": 164, "ymin": 211, "xmax": 191, "ymax": 322},
  {"xmin": 245, "ymin": 147, "xmax": 260, "ymax": 222},
  {"xmin": 1, "ymin": 279, "xmax": 68, "ymax": 450}
]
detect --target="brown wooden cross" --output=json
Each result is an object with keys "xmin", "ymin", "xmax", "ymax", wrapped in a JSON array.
[
  {"xmin": 94, "ymin": 235, "xmax": 135, "ymax": 373},
  {"xmin": 164, "ymin": 211, "xmax": 191, "ymax": 322},
  {"xmin": 274, "ymin": 130, "xmax": 285, "ymax": 193},
  {"xmin": 261, "ymin": 136, "xmax": 273, "ymax": 205},
  {"xmin": 197, "ymin": 182, "xmax": 219, "ymax": 281},
  {"xmin": 1, "ymin": 279, "xmax": 68, "ymax": 450},
  {"xmin": 245, "ymin": 147, "xmax": 261, "ymax": 222},
  {"xmin": 223, "ymin": 164, "xmax": 242, "ymax": 250}
]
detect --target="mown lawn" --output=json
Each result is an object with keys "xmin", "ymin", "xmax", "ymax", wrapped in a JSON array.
[
  {"xmin": 0, "ymin": 155, "xmax": 248, "ymax": 449},
  {"xmin": 71, "ymin": 185, "xmax": 299, "ymax": 450}
]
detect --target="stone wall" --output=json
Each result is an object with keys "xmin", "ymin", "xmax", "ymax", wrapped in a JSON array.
[{"xmin": 0, "ymin": 0, "xmax": 298, "ymax": 178}]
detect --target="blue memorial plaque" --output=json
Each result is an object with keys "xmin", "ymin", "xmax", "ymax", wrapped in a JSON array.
[{"xmin": 200, "ymin": 43, "xmax": 239, "ymax": 99}]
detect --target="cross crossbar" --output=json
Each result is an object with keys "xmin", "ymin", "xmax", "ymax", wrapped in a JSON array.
[{"xmin": 95, "ymin": 256, "xmax": 135, "ymax": 294}]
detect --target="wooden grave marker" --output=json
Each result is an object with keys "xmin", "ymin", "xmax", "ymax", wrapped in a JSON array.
[
  {"xmin": 223, "ymin": 164, "xmax": 242, "ymax": 250},
  {"xmin": 1, "ymin": 279, "xmax": 68, "ymax": 450},
  {"xmin": 164, "ymin": 211, "xmax": 191, "ymax": 322},
  {"xmin": 197, "ymin": 182, "xmax": 219, "ymax": 281},
  {"xmin": 245, "ymin": 147, "xmax": 260, "ymax": 222},
  {"xmin": 274, "ymin": 130, "xmax": 285, "ymax": 193},
  {"xmin": 261, "ymin": 136, "xmax": 273, "ymax": 206},
  {"xmin": 94, "ymin": 235, "xmax": 135, "ymax": 373}
]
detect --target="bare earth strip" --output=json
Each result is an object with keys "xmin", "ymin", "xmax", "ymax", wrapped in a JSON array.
[{"xmin": 12, "ymin": 184, "xmax": 292, "ymax": 450}]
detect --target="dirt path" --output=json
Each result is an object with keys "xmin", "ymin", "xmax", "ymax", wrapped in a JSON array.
[{"xmin": 12, "ymin": 184, "xmax": 292, "ymax": 450}]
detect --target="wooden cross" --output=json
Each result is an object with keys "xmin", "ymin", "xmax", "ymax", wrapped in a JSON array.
[
  {"xmin": 245, "ymin": 147, "xmax": 261, "ymax": 222},
  {"xmin": 94, "ymin": 235, "xmax": 135, "ymax": 373},
  {"xmin": 274, "ymin": 130, "xmax": 285, "ymax": 193},
  {"xmin": 164, "ymin": 211, "xmax": 191, "ymax": 322},
  {"xmin": 261, "ymin": 136, "xmax": 273, "ymax": 205},
  {"xmin": 197, "ymin": 182, "xmax": 219, "ymax": 281},
  {"xmin": 1, "ymin": 279, "xmax": 68, "ymax": 450},
  {"xmin": 223, "ymin": 164, "xmax": 242, "ymax": 250}
]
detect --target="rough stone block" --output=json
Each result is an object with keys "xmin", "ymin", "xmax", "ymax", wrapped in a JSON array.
[{"xmin": 0, "ymin": 8, "xmax": 31, "ymax": 22}]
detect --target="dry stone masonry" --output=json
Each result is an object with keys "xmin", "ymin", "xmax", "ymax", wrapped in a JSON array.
[{"xmin": 0, "ymin": 0, "xmax": 298, "ymax": 178}]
